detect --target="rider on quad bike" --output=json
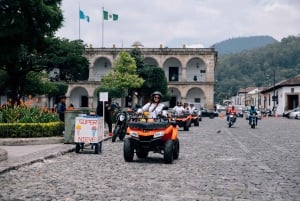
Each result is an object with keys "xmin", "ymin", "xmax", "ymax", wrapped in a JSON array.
[
  {"xmin": 138, "ymin": 91, "xmax": 165, "ymax": 119},
  {"xmin": 124, "ymin": 91, "xmax": 180, "ymax": 164}
]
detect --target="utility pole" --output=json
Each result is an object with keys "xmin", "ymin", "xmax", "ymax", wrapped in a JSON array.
[{"xmin": 272, "ymin": 70, "xmax": 276, "ymax": 112}]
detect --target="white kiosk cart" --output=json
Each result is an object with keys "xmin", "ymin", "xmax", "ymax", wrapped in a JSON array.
[{"xmin": 74, "ymin": 115, "xmax": 104, "ymax": 154}]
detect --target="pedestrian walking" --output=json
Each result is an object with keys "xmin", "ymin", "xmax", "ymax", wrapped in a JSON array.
[
  {"xmin": 96, "ymin": 98, "xmax": 113, "ymax": 136},
  {"xmin": 57, "ymin": 96, "xmax": 66, "ymax": 122}
]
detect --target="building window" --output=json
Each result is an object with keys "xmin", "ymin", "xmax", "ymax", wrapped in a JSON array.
[
  {"xmin": 169, "ymin": 67, "xmax": 178, "ymax": 81},
  {"xmin": 291, "ymin": 88, "xmax": 294, "ymax": 93},
  {"xmin": 195, "ymin": 98, "xmax": 201, "ymax": 103}
]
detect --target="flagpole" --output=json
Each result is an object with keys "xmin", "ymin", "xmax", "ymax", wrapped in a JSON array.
[
  {"xmin": 79, "ymin": 1, "xmax": 81, "ymax": 40},
  {"xmin": 102, "ymin": 6, "xmax": 104, "ymax": 47}
]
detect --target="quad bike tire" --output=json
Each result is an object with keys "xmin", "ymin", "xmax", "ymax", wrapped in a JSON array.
[
  {"xmin": 124, "ymin": 138, "xmax": 134, "ymax": 162},
  {"xmin": 94, "ymin": 142, "xmax": 101, "ymax": 154},
  {"xmin": 119, "ymin": 131, "xmax": 126, "ymax": 141},
  {"xmin": 75, "ymin": 143, "xmax": 81, "ymax": 153},
  {"xmin": 136, "ymin": 149, "xmax": 149, "ymax": 158},
  {"xmin": 164, "ymin": 140, "xmax": 174, "ymax": 164},
  {"xmin": 228, "ymin": 121, "xmax": 232, "ymax": 128},
  {"xmin": 183, "ymin": 122, "xmax": 189, "ymax": 131},
  {"xmin": 194, "ymin": 119, "xmax": 199, "ymax": 126},
  {"xmin": 112, "ymin": 126, "xmax": 121, "ymax": 142},
  {"xmin": 173, "ymin": 139, "xmax": 180, "ymax": 160}
]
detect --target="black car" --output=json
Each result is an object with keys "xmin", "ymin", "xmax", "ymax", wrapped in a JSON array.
[{"xmin": 199, "ymin": 108, "xmax": 219, "ymax": 119}]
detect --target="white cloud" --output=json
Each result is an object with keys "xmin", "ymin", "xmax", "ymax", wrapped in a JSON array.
[{"xmin": 56, "ymin": 0, "xmax": 300, "ymax": 48}]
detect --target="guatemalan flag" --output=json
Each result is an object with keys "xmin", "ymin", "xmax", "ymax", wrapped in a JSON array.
[{"xmin": 79, "ymin": 10, "xmax": 90, "ymax": 22}]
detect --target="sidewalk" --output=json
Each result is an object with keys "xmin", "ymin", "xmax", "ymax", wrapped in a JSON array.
[{"xmin": 0, "ymin": 135, "xmax": 110, "ymax": 174}]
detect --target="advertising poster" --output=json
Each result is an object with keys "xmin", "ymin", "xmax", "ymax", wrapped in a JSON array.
[{"xmin": 74, "ymin": 116, "xmax": 104, "ymax": 143}]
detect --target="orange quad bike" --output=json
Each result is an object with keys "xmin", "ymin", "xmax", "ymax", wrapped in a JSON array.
[
  {"xmin": 190, "ymin": 111, "xmax": 200, "ymax": 126},
  {"xmin": 123, "ymin": 113, "xmax": 179, "ymax": 164},
  {"xmin": 171, "ymin": 111, "xmax": 192, "ymax": 131}
]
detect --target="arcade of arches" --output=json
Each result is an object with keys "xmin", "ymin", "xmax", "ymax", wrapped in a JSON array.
[{"xmin": 66, "ymin": 47, "xmax": 217, "ymax": 110}]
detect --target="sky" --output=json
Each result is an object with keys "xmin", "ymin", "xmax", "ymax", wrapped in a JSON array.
[{"xmin": 55, "ymin": 0, "xmax": 300, "ymax": 48}]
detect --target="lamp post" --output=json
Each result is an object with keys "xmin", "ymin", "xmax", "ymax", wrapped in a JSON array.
[
  {"xmin": 244, "ymin": 87, "xmax": 247, "ymax": 106},
  {"xmin": 272, "ymin": 70, "xmax": 276, "ymax": 111}
]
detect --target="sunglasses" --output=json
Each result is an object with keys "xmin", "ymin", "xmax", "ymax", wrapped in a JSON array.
[{"xmin": 154, "ymin": 96, "xmax": 160, "ymax": 99}]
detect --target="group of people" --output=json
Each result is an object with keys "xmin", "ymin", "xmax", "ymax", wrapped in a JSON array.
[
  {"xmin": 173, "ymin": 102, "xmax": 197, "ymax": 116},
  {"xmin": 56, "ymin": 90, "xmax": 259, "ymax": 134},
  {"xmin": 225, "ymin": 104, "xmax": 258, "ymax": 125}
]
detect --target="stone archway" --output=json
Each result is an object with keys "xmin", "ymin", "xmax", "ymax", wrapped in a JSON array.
[
  {"xmin": 69, "ymin": 87, "xmax": 89, "ymax": 108},
  {"xmin": 186, "ymin": 58, "xmax": 206, "ymax": 82},
  {"xmin": 93, "ymin": 57, "xmax": 112, "ymax": 81},
  {"xmin": 168, "ymin": 87, "xmax": 182, "ymax": 108},
  {"xmin": 163, "ymin": 57, "xmax": 182, "ymax": 82},
  {"xmin": 186, "ymin": 87, "xmax": 205, "ymax": 109},
  {"xmin": 144, "ymin": 57, "xmax": 159, "ymax": 67}
]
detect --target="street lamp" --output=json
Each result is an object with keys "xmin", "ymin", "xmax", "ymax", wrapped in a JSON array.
[
  {"xmin": 266, "ymin": 70, "xmax": 276, "ymax": 112},
  {"xmin": 272, "ymin": 70, "xmax": 276, "ymax": 111}
]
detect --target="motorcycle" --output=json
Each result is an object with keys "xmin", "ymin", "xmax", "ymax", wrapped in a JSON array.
[
  {"xmin": 112, "ymin": 109, "xmax": 132, "ymax": 142},
  {"xmin": 227, "ymin": 112, "xmax": 236, "ymax": 128},
  {"xmin": 249, "ymin": 113, "xmax": 257, "ymax": 129}
]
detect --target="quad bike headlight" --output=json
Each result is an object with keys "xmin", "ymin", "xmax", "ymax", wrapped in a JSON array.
[
  {"xmin": 129, "ymin": 131, "xmax": 139, "ymax": 138},
  {"xmin": 154, "ymin": 131, "xmax": 165, "ymax": 138}
]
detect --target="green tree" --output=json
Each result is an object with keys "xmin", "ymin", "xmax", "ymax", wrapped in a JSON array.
[
  {"xmin": 139, "ymin": 66, "xmax": 169, "ymax": 102},
  {"xmin": 0, "ymin": 0, "xmax": 63, "ymax": 102},
  {"xmin": 24, "ymin": 71, "xmax": 68, "ymax": 98},
  {"xmin": 42, "ymin": 38, "xmax": 89, "ymax": 81},
  {"xmin": 100, "ymin": 51, "xmax": 144, "ymax": 107},
  {"xmin": 130, "ymin": 48, "xmax": 169, "ymax": 104}
]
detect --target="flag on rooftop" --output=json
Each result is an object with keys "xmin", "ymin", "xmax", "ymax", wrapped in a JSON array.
[
  {"xmin": 79, "ymin": 10, "xmax": 90, "ymax": 22},
  {"xmin": 103, "ymin": 10, "xmax": 118, "ymax": 21}
]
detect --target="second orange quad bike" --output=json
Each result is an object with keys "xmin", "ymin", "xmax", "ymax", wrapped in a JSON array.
[
  {"xmin": 171, "ymin": 111, "xmax": 192, "ymax": 131},
  {"xmin": 123, "ymin": 116, "xmax": 180, "ymax": 164}
]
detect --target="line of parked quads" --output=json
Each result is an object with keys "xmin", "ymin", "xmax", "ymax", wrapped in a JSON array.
[{"xmin": 112, "ymin": 107, "xmax": 203, "ymax": 164}]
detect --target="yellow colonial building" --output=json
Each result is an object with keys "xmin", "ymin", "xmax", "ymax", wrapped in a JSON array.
[{"xmin": 66, "ymin": 44, "xmax": 217, "ymax": 110}]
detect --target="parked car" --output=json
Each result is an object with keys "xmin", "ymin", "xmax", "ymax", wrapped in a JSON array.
[
  {"xmin": 296, "ymin": 112, "xmax": 300, "ymax": 120},
  {"xmin": 261, "ymin": 108, "xmax": 273, "ymax": 117},
  {"xmin": 283, "ymin": 107, "xmax": 300, "ymax": 118},
  {"xmin": 199, "ymin": 108, "xmax": 219, "ymax": 119},
  {"xmin": 235, "ymin": 105, "xmax": 247, "ymax": 118},
  {"xmin": 288, "ymin": 110, "xmax": 300, "ymax": 119}
]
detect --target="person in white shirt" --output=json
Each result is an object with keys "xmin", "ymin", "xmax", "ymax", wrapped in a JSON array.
[
  {"xmin": 189, "ymin": 103, "xmax": 197, "ymax": 114},
  {"xmin": 173, "ymin": 102, "xmax": 185, "ymax": 115},
  {"xmin": 139, "ymin": 91, "xmax": 165, "ymax": 118}
]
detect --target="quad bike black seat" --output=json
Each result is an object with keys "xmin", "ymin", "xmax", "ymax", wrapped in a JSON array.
[
  {"xmin": 174, "ymin": 114, "xmax": 190, "ymax": 118},
  {"xmin": 128, "ymin": 122, "xmax": 171, "ymax": 130}
]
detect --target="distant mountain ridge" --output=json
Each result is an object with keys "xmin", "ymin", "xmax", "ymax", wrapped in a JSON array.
[{"xmin": 211, "ymin": 36, "xmax": 278, "ymax": 55}]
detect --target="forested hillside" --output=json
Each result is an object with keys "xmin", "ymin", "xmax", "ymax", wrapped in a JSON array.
[
  {"xmin": 214, "ymin": 36, "xmax": 300, "ymax": 103},
  {"xmin": 212, "ymin": 35, "xmax": 277, "ymax": 55}
]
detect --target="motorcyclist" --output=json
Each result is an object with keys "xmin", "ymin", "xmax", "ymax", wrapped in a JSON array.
[
  {"xmin": 226, "ymin": 105, "xmax": 237, "ymax": 122},
  {"xmin": 137, "ymin": 91, "xmax": 165, "ymax": 118},
  {"xmin": 248, "ymin": 105, "xmax": 258, "ymax": 125}
]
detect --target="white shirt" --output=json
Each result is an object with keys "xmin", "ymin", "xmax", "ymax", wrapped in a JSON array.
[
  {"xmin": 173, "ymin": 105, "xmax": 185, "ymax": 115},
  {"xmin": 142, "ymin": 102, "xmax": 165, "ymax": 118},
  {"xmin": 189, "ymin": 106, "xmax": 197, "ymax": 114}
]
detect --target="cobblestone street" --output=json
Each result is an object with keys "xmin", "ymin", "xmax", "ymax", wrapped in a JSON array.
[{"xmin": 0, "ymin": 117, "xmax": 299, "ymax": 201}]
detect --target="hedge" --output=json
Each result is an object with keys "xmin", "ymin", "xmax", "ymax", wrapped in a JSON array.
[{"xmin": 0, "ymin": 122, "xmax": 64, "ymax": 138}]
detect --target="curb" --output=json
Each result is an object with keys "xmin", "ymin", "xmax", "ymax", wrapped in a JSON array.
[
  {"xmin": 0, "ymin": 136, "xmax": 111, "ymax": 174},
  {"xmin": 0, "ymin": 137, "xmax": 64, "ymax": 146}
]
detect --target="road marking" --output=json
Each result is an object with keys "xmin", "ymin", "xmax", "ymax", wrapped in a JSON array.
[{"xmin": 224, "ymin": 128, "xmax": 250, "ymax": 154}]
